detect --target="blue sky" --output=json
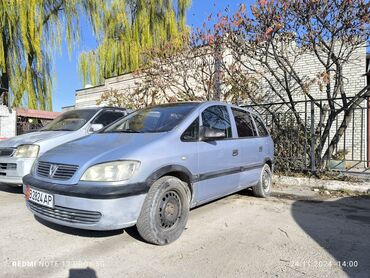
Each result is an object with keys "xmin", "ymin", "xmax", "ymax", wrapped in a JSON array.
[{"xmin": 52, "ymin": 1, "xmax": 252, "ymax": 111}]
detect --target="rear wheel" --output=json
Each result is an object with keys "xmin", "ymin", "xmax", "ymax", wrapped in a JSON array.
[
  {"xmin": 252, "ymin": 164, "xmax": 272, "ymax": 198},
  {"xmin": 136, "ymin": 176, "xmax": 190, "ymax": 245}
]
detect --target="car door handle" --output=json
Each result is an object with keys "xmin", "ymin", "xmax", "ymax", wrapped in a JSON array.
[
  {"xmin": 232, "ymin": 149, "xmax": 239, "ymax": 156},
  {"xmin": 259, "ymin": 146, "xmax": 263, "ymax": 152}
]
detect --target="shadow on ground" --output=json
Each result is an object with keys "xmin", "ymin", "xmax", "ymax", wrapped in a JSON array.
[
  {"xmin": 33, "ymin": 189, "xmax": 255, "ymax": 242},
  {"xmin": 35, "ymin": 215, "xmax": 152, "ymax": 244},
  {"xmin": 291, "ymin": 196, "xmax": 370, "ymax": 277},
  {"xmin": 0, "ymin": 183, "xmax": 22, "ymax": 194},
  {"xmin": 35, "ymin": 216, "xmax": 124, "ymax": 238}
]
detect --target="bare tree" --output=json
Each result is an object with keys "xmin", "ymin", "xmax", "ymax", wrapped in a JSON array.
[
  {"xmin": 97, "ymin": 32, "xmax": 259, "ymax": 109},
  {"xmin": 214, "ymin": 0, "xmax": 370, "ymax": 170},
  {"xmin": 134, "ymin": 42, "xmax": 221, "ymax": 102}
]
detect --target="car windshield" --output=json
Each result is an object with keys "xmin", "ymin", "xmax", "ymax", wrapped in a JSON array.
[
  {"xmin": 102, "ymin": 103, "xmax": 199, "ymax": 133},
  {"xmin": 41, "ymin": 109, "xmax": 97, "ymax": 131}
]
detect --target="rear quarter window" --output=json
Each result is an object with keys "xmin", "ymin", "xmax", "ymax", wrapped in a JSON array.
[
  {"xmin": 252, "ymin": 115, "xmax": 269, "ymax": 137},
  {"xmin": 231, "ymin": 108, "xmax": 256, "ymax": 137}
]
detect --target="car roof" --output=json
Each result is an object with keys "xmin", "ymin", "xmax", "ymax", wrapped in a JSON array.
[
  {"xmin": 146, "ymin": 101, "xmax": 259, "ymax": 116},
  {"xmin": 100, "ymin": 106, "xmax": 128, "ymax": 111},
  {"xmin": 70, "ymin": 107, "xmax": 128, "ymax": 113},
  {"xmin": 190, "ymin": 101, "xmax": 259, "ymax": 115}
]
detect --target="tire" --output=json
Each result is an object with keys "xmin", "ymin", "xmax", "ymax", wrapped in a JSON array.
[
  {"xmin": 252, "ymin": 164, "xmax": 272, "ymax": 198},
  {"xmin": 136, "ymin": 176, "xmax": 190, "ymax": 245}
]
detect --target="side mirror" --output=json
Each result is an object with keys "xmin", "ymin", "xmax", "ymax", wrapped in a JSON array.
[
  {"xmin": 200, "ymin": 126, "xmax": 226, "ymax": 141},
  {"xmin": 89, "ymin": 123, "xmax": 104, "ymax": 133}
]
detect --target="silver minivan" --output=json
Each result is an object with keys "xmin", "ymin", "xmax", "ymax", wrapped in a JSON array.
[
  {"xmin": 23, "ymin": 101, "xmax": 274, "ymax": 245},
  {"xmin": 0, "ymin": 107, "xmax": 128, "ymax": 186}
]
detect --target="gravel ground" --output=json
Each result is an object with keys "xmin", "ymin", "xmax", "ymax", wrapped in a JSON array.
[{"xmin": 0, "ymin": 183, "xmax": 369, "ymax": 278}]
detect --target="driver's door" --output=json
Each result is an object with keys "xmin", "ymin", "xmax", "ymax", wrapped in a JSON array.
[{"xmin": 194, "ymin": 105, "xmax": 241, "ymax": 204}]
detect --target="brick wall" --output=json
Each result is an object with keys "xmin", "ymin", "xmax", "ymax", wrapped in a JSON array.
[{"xmin": 74, "ymin": 45, "xmax": 368, "ymax": 168}]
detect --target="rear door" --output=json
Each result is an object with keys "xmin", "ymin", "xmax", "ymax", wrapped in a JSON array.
[
  {"xmin": 251, "ymin": 113, "xmax": 272, "ymax": 164},
  {"xmin": 231, "ymin": 108, "xmax": 262, "ymax": 188},
  {"xmin": 195, "ymin": 105, "xmax": 241, "ymax": 204}
]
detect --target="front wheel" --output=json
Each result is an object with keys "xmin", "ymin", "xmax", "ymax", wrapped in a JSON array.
[
  {"xmin": 252, "ymin": 164, "xmax": 272, "ymax": 198},
  {"xmin": 136, "ymin": 176, "xmax": 190, "ymax": 245}
]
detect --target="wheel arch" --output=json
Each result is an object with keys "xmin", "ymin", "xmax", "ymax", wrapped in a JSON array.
[
  {"xmin": 145, "ymin": 165, "xmax": 194, "ymax": 198},
  {"xmin": 264, "ymin": 158, "xmax": 274, "ymax": 172}
]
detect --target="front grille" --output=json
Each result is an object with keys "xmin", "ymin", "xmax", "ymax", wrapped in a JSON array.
[
  {"xmin": 0, "ymin": 148, "xmax": 15, "ymax": 157},
  {"xmin": 0, "ymin": 163, "xmax": 17, "ymax": 170},
  {"xmin": 28, "ymin": 201, "xmax": 102, "ymax": 224},
  {"xmin": 36, "ymin": 161, "xmax": 79, "ymax": 180}
]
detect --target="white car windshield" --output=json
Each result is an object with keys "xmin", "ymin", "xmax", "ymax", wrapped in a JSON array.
[{"xmin": 41, "ymin": 109, "xmax": 97, "ymax": 131}]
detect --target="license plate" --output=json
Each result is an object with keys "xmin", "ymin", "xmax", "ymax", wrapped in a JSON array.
[{"xmin": 26, "ymin": 186, "xmax": 54, "ymax": 209}]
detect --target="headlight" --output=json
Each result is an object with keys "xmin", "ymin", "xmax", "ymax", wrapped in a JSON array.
[
  {"xmin": 13, "ymin": 145, "xmax": 39, "ymax": 158},
  {"xmin": 80, "ymin": 161, "xmax": 140, "ymax": 182}
]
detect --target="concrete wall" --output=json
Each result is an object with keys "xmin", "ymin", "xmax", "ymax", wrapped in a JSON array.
[
  {"xmin": 75, "ymin": 74, "xmax": 142, "ymax": 109},
  {"xmin": 0, "ymin": 105, "xmax": 16, "ymax": 139}
]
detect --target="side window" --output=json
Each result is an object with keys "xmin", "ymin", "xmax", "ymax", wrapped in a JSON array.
[
  {"xmin": 231, "ymin": 108, "xmax": 256, "ymax": 137},
  {"xmin": 93, "ymin": 111, "xmax": 126, "ymax": 126},
  {"xmin": 201, "ymin": 105, "xmax": 232, "ymax": 138},
  {"xmin": 181, "ymin": 118, "xmax": 199, "ymax": 141},
  {"xmin": 252, "ymin": 115, "xmax": 269, "ymax": 137}
]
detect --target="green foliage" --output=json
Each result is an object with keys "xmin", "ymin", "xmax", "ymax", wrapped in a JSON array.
[
  {"xmin": 79, "ymin": 0, "xmax": 191, "ymax": 87},
  {"xmin": 0, "ymin": 0, "xmax": 105, "ymax": 110}
]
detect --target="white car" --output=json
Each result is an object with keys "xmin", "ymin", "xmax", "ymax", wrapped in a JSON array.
[{"xmin": 0, "ymin": 107, "xmax": 128, "ymax": 186}]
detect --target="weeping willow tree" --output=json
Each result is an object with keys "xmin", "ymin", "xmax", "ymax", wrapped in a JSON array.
[
  {"xmin": 0, "ymin": 0, "xmax": 105, "ymax": 110},
  {"xmin": 79, "ymin": 0, "xmax": 191, "ymax": 86}
]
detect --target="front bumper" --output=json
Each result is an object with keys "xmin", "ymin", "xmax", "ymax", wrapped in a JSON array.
[
  {"xmin": 0, "ymin": 157, "xmax": 35, "ymax": 186},
  {"xmin": 23, "ymin": 175, "xmax": 148, "ymax": 230}
]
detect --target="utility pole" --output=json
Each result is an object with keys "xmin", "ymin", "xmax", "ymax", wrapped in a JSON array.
[
  {"xmin": 213, "ymin": 35, "xmax": 223, "ymax": 101},
  {"xmin": 0, "ymin": 87, "xmax": 10, "ymax": 110}
]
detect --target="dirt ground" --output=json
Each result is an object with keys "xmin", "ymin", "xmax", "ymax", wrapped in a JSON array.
[{"xmin": 1, "ymin": 183, "xmax": 369, "ymax": 278}]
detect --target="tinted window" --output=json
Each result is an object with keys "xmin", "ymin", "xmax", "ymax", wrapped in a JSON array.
[
  {"xmin": 93, "ymin": 111, "xmax": 126, "ymax": 126},
  {"xmin": 201, "ymin": 105, "xmax": 232, "ymax": 138},
  {"xmin": 41, "ymin": 109, "xmax": 96, "ymax": 131},
  {"xmin": 232, "ymin": 108, "xmax": 256, "ymax": 137},
  {"xmin": 181, "ymin": 118, "xmax": 199, "ymax": 141},
  {"xmin": 103, "ymin": 103, "xmax": 198, "ymax": 133},
  {"xmin": 252, "ymin": 115, "xmax": 269, "ymax": 136}
]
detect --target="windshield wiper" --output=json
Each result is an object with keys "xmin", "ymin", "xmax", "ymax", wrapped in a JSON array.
[{"xmin": 107, "ymin": 129, "xmax": 142, "ymax": 133}]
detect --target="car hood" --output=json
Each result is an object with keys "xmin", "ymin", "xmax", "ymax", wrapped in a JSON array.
[
  {"xmin": 39, "ymin": 132, "xmax": 166, "ymax": 167},
  {"xmin": 0, "ymin": 131, "xmax": 71, "ymax": 148}
]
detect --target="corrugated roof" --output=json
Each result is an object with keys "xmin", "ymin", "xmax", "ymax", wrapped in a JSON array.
[{"xmin": 15, "ymin": 108, "xmax": 60, "ymax": 119}]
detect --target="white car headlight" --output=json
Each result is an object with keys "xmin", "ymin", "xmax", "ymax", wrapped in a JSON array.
[
  {"xmin": 13, "ymin": 145, "xmax": 40, "ymax": 158},
  {"xmin": 80, "ymin": 161, "xmax": 140, "ymax": 182}
]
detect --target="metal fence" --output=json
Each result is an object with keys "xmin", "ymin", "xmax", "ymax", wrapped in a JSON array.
[
  {"xmin": 16, "ymin": 118, "xmax": 50, "ymax": 135},
  {"xmin": 244, "ymin": 97, "xmax": 370, "ymax": 176}
]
